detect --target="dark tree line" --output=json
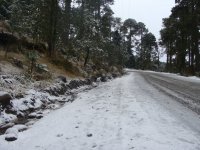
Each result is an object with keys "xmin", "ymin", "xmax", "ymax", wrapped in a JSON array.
[
  {"xmin": 0, "ymin": 0, "xmax": 159, "ymax": 70},
  {"xmin": 160, "ymin": 0, "xmax": 200, "ymax": 75}
]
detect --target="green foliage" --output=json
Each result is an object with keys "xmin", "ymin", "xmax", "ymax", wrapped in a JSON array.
[
  {"xmin": 0, "ymin": 0, "xmax": 13, "ymax": 20},
  {"xmin": 139, "ymin": 33, "xmax": 157, "ymax": 70},
  {"xmin": 27, "ymin": 50, "xmax": 38, "ymax": 62},
  {"xmin": 26, "ymin": 50, "xmax": 39, "ymax": 76},
  {"xmin": 160, "ymin": 0, "xmax": 200, "ymax": 74}
]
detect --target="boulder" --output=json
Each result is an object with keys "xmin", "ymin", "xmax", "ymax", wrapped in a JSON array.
[
  {"xmin": 112, "ymin": 73, "xmax": 118, "ymax": 78},
  {"xmin": 84, "ymin": 78, "xmax": 92, "ymax": 85},
  {"xmin": 5, "ymin": 133, "xmax": 18, "ymax": 141},
  {"xmin": 15, "ymin": 93, "xmax": 24, "ymax": 99},
  {"xmin": 13, "ymin": 125, "xmax": 28, "ymax": 132},
  {"xmin": 57, "ymin": 76, "xmax": 67, "ymax": 83},
  {"xmin": 111, "ymin": 66, "xmax": 118, "ymax": 72},
  {"xmin": 12, "ymin": 58, "xmax": 23, "ymax": 68},
  {"xmin": 0, "ymin": 123, "xmax": 15, "ymax": 129},
  {"xmin": 100, "ymin": 76, "xmax": 107, "ymax": 82},
  {"xmin": 96, "ymin": 77, "xmax": 101, "ymax": 82},
  {"xmin": 5, "ymin": 127, "xmax": 18, "ymax": 141},
  {"xmin": 36, "ymin": 64, "xmax": 49, "ymax": 73},
  {"xmin": 68, "ymin": 80, "xmax": 80, "ymax": 89},
  {"xmin": 0, "ymin": 91, "xmax": 12, "ymax": 109},
  {"xmin": 28, "ymin": 112, "xmax": 43, "ymax": 119},
  {"xmin": 44, "ymin": 87, "xmax": 59, "ymax": 96},
  {"xmin": 90, "ymin": 76, "xmax": 97, "ymax": 82}
]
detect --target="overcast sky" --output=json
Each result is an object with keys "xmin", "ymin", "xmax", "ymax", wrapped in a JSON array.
[{"xmin": 111, "ymin": 0, "xmax": 175, "ymax": 39}]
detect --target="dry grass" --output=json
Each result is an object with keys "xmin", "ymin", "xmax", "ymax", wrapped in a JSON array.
[
  {"xmin": 0, "ymin": 50, "xmax": 26, "ymax": 61},
  {"xmin": 38, "ymin": 56, "xmax": 79, "ymax": 78},
  {"xmin": 0, "ymin": 49, "xmax": 81, "ymax": 79}
]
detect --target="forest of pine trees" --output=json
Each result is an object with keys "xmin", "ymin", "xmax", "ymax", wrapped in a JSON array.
[
  {"xmin": 0, "ymin": 0, "xmax": 166, "ymax": 72},
  {"xmin": 160, "ymin": 0, "xmax": 200, "ymax": 75}
]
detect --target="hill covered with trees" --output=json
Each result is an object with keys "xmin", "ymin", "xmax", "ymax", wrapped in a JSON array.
[{"xmin": 0, "ymin": 0, "xmax": 160, "ymax": 75}]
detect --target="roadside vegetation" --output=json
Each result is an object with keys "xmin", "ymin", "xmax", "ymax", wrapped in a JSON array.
[{"xmin": 0, "ymin": 0, "xmax": 162, "ymax": 77}]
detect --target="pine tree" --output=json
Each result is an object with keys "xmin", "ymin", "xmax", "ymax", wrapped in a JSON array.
[
  {"xmin": 160, "ymin": 0, "xmax": 200, "ymax": 74},
  {"xmin": 0, "ymin": 0, "xmax": 13, "ymax": 20}
]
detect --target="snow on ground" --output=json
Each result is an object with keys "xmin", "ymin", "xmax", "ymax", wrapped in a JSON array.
[
  {"xmin": 0, "ymin": 112, "xmax": 17, "ymax": 126},
  {"xmin": 1, "ymin": 71, "xmax": 200, "ymax": 150},
  {"xmin": 142, "ymin": 69, "xmax": 200, "ymax": 83},
  {"xmin": 0, "ymin": 70, "xmax": 94, "ymax": 127}
]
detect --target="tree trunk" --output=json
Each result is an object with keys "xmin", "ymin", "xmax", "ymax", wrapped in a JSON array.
[
  {"xmin": 48, "ymin": 0, "xmax": 58, "ymax": 56},
  {"xmin": 97, "ymin": 0, "xmax": 101, "ymax": 21},
  {"xmin": 168, "ymin": 43, "xmax": 172, "ymax": 72},
  {"xmin": 78, "ymin": 0, "xmax": 85, "ymax": 39},
  {"xmin": 191, "ymin": 51, "xmax": 195, "ymax": 74},
  {"xmin": 166, "ymin": 53, "xmax": 169, "ymax": 71},
  {"xmin": 4, "ymin": 46, "xmax": 8, "ymax": 58},
  {"xmin": 84, "ymin": 47, "xmax": 90, "ymax": 67},
  {"xmin": 63, "ymin": 0, "xmax": 72, "ymax": 46}
]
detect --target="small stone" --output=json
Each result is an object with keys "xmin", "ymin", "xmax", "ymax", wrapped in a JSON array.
[
  {"xmin": 129, "ymin": 147, "xmax": 135, "ymax": 149},
  {"xmin": 92, "ymin": 144, "xmax": 97, "ymax": 148},
  {"xmin": 87, "ymin": 133, "xmax": 93, "ymax": 137},
  {"xmin": 56, "ymin": 134, "xmax": 63, "ymax": 137}
]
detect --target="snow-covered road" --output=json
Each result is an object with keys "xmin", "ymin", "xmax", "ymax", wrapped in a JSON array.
[
  {"xmin": 139, "ymin": 70, "xmax": 200, "ymax": 114},
  {"xmin": 1, "ymin": 71, "xmax": 200, "ymax": 150}
]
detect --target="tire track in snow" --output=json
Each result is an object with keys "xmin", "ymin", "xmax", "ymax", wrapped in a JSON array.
[{"xmin": 139, "ymin": 71, "xmax": 200, "ymax": 114}]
